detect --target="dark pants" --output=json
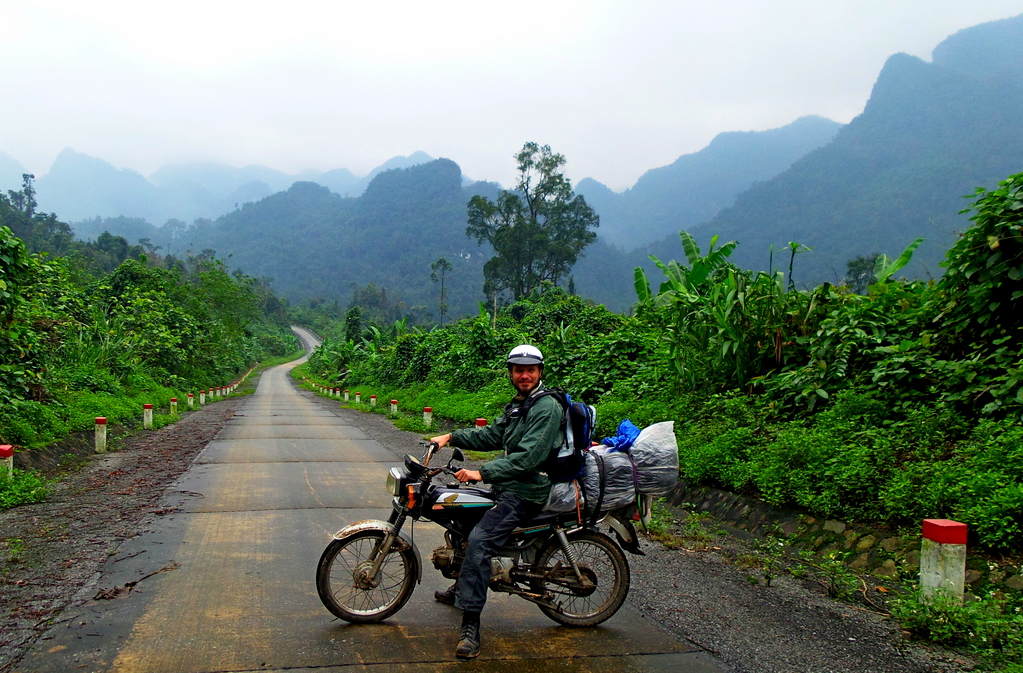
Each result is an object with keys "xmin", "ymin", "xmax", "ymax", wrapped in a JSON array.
[{"xmin": 455, "ymin": 491, "xmax": 543, "ymax": 613}]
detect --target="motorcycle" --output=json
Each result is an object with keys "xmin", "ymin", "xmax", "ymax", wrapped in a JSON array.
[{"xmin": 315, "ymin": 442, "xmax": 645, "ymax": 626}]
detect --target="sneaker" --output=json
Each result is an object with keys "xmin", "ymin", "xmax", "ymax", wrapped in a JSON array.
[
  {"xmin": 434, "ymin": 583, "xmax": 457, "ymax": 605},
  {"xmin": 455, "ymin": 622, "xmax": 481, "ymax": 659}
]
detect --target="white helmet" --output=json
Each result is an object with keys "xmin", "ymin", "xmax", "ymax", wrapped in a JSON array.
[{"xmin": 506, "ymin": 344, "xmax": 544, "ymax": 367}]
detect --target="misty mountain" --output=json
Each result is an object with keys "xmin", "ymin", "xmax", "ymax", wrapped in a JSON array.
[
  {"xmin": 576, "ymin": 116, "xmax": 842, "ymax": 250},
  {"xmin": 165, "ymin": 159, "xmax": 500, "ymax": 318},
  {"xmin": 677, "ymin": 13, "xmax": 1023, "ymax": 286},
  {"xmin": 28, "ymin": 148, "xmax": 435, "ymax": 226}
]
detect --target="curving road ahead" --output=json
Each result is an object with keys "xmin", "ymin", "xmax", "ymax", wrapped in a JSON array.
[{"xmin": 22, "ymin": 327, "xmax": 724, "ymax": 673}]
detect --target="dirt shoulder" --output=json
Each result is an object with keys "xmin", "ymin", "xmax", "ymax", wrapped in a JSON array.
[{"xmin": 0, "ymin": 397, "xmax": 245, "ymax": 673}]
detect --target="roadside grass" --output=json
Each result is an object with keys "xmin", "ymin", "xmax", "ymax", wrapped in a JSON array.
[{"xmin": 0, "ymin": 352, "xmax": 294, "ymax": 512}]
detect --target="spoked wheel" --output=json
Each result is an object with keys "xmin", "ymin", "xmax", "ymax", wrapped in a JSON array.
[
  {"xmin": 316, "ymin": 530, "xmax": 418, "ymax": 623},
  {"xmin": 532, "ymin": 530, "xmax": 630, "ymax": 626}
]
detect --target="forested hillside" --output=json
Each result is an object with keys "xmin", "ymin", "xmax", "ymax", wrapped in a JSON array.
[
  {"xmin": 683, "ymin": 14, "xmax": 1023, "ymax": 285},
  {"xmin": 0, "ymin": 179, "xmax": 297, "ymax": 466},
  {"xmin": 167, "ymin": 159, "xmax": 499, "ymax": 320},
  {"xmin": 577, "ymin": 116, "xmax": 842, "ymax": 250}
]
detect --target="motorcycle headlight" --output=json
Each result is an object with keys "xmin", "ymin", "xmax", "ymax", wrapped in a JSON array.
[{"xmin": 386, "ymin": 466, "xmax": 404, "ymax": 497}]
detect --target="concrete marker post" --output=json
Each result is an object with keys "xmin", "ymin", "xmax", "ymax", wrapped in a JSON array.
[
  {"xmin": 200, "ymin": 390, "xmax": 206, "ymax": 405},
  {"xmin": 370, "ymin": 394, "xmax": 377, "ymax": 407},
  {"xmin": 355, "ymin": 392, "xmax": 362, "ymax": 404},
  {"xmin": 95, "ymin": 417, "xmax": 108, "ymax": 453},
  {"xmin": 187, "ymin": 393, "xmax": 194, "ymax": 409},
  {"xmin": 423, "ymin": 407, "xmax": 433, "ymax": 428},
  {"xmin": 920, "ymin": 518, "xmax": 968, "ymax": 603},
  {"xmin": 334, "ymin": 387, "xmax": 341, "ymax": 399},
  {"xmin": 143, "ymin": 404, "xmax": 154, "ymax": 429},
  {"xmin": 390, "ymin": 399, "xmax": 398, "ymax": 414},
  {"xmin": 170, "ymin": 398, "xmax": 178, "ymax": 415},
  {"xmin": 475, "ymin": 418, "xmax": 488, "ymax": 427},
  {"xmin": 1, "ymin": 445, "xmax": 14, "ymax": 479},
  {"xmin": 343, "ymin": 390, "xmax": 349, "ymax": 402}
]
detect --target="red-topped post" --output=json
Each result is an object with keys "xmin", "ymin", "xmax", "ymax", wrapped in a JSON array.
[
  {"xmin": 389, "ymin": 399, "xmax": 398, "ymax": 414},
  {"xmin": 355, "ymin": 392, "xmax": 362, "ymax": 404},
  {"xmin": 187, "ymin": 392, "xmax": 194, "ymax": 409},
  {"xmin": 475, "ymin": 418, "xmax": 488, "ymax": 427},
  {"xmin": 370, "ymin": 394, "xmax": 377, "ymax": 407},
  {"xmin": 143, "ymin": 404, "xmax": 154, "ymax": 429},
  {"xmin": 200, "ymin": 390, "xmax": 207, "ymax": 405},
  {"xmin": 921, "ymin": 518, "xmax": 967, "ymax": 603},
  {"xmin": 423, "ymin": 407, "xmax": 433, "ymax": 428},
  {"xmin": 1, "ymin": 445, "xmax": 13, "ymax": 479},
  {"xmin": 170, "ymin": 398, "xmax": 178, "ymax": 415},
  {"xmin": 343, "ymin": 390, "xmax": 350, "ymax": 402},
  {"xmin": 95, "ymin": 417, "xmax": 108, "ymax": 453}
]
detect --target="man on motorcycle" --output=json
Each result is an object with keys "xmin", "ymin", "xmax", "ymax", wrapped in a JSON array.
[{"xmin": 430, "ymin": 344, "xmax": 563, "ymax": 659}]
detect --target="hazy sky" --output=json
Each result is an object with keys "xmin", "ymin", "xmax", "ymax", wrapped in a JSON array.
[{"xmin": 2, "ymin": 1, "xmax": 1020, "ymax": 190}]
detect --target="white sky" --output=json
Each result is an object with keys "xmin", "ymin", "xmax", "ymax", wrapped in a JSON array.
[{"xmin": 2, "ymin": 1, "xmax": 1020, "ymax": 190}]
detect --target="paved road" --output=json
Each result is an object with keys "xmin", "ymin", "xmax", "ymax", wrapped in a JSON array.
[{"xmin": 21, "ymin": 327, "xmax": 724, "ymax": 673}]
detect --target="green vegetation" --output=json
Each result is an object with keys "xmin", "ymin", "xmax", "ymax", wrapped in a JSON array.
[
  {"xmin": 1, "ymin": 183, "xmax": 298, "ymax": 508},
  {"xmin": 303, "ymin": 172, "xmax": 1023, "ymax": 555}
]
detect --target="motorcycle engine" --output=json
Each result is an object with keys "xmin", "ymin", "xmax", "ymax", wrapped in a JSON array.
[{"xmin": 430, "ymin": 544, "xmax": 462, "ymax": 579}]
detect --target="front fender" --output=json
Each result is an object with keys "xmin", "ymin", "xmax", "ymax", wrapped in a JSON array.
[{"xmin": 332, "ymin": 519, "xmax": 424, "ymax": 583}]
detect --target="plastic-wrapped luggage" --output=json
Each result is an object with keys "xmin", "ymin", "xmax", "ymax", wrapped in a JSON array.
[{"xmin": 544, "ymin": 421, "xmax": 678, "ymax": 513}]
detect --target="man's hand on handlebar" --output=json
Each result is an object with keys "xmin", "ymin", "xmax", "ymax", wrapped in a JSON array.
[
  {"xmin": 430, "ymin": 433, "xmax": 452, "ymax": 448},
  {"xmin": 455, "ymin": 469, "xmax": 482, "ymax": 484}
]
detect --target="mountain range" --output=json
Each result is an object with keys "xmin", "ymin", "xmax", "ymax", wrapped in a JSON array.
[
  {"xmin": 3, "ymin": 149, "xmax": 437, "ymax": 226},
  {"xmin": 680, "ymin": 13, "xmax": 1023, "ymax": 285},
  {"xmin": 576, "ymin": 115, "xmax": 842, "ymax": 250}
]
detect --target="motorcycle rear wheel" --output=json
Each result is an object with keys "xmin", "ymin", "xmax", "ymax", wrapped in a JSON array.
[
  {"xmin": 532, "ymin": 530, "xmax": 630, "ymax": 626},
  {"xmin": 316, "ymin": 530, "xmax": 418, "ymax": 623}
]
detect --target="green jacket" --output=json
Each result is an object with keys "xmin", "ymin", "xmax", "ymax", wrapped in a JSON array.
[{"xmin": 449, "ymin": 386, "xmax": 563, "ymax": 504}]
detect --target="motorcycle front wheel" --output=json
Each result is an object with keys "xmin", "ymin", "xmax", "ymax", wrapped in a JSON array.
[
  {"xmin": 533, "ymin": 530, "xmax": 630, "ymax": 626},
  {"xmin": 316, "ymin": 530, "xmax": 418, "ymax": 623}
]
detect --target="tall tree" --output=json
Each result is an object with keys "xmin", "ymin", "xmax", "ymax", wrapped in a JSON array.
[
  {"xmin": 430, "ymin": 257, "xmax": 452, "ymax": 324},
  {"xmin": 466, "ymin": 142, "xmax": 598, "ymax": 301}
]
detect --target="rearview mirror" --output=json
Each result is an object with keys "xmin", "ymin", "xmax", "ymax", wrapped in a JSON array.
[{"xmin": 449, "ymin": 448, "xmax": 465, "ymax": 464}]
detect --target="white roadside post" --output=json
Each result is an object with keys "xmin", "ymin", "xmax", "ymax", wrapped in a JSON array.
[
  {"xmin": 143, "ymin": 404, "xmax": 154, "ymax": 429},
  {"xmin": 187, "ymin": 393, "xmax": 194, "ymax": 409},
  {"xmin": 344, "ymin": 390, "xmax": 350, "ymax": 402},
  {"xmin": 334, "ymin": 387, "xmax": 341, "ymax": 399},
  {"xmin": 170, "ymin": 398, "xmax": 178, "ymax": 415},
  {"xmin": 370, "ymin": 394, "xmax": 377, "ymax": 407},
  {"xmin": 355, "ymin": 392, "xmax": 362, "ymax": 404},
  {"xmin": 389, "ymin": 399, "xmax": 398, "ymax": 414},
  {"xmin": 920, "ymin": 518, "xmax": 968, "ymax": 603},
  {"xmin": 95, "ymin": 417, "xmax": 108, "ymax": 453},
  {"xmin": 200, "ymin": 390, "xmax": 207, "ymax": 405},
  {"xmin": 1, "ymin": 445, "xmax": 13, "ymax": 479},
  {"xmin": 423, "ymin": 407, "xmax": 433, "ymax": 428}
]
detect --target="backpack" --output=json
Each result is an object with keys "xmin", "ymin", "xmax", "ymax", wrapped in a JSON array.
[{"xmin": 522, "ymin": 388, "xmax": 596, "ymax": 482}]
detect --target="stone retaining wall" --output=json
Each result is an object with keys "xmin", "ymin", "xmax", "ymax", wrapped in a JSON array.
[{"xmin": 668, "ymin": 480, "xmax": 1023, "ymax": 596}]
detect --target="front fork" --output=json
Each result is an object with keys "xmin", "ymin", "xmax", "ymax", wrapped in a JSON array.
[{"xmin": 366, "ymin": 508, "xmax": 408, "ymax": 584}]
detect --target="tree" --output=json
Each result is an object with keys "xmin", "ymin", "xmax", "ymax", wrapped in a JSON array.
[
  {"xmin": 430, "ymin": 257, "xmax": 452, "ymax": 324},
  {"xmin": 7, "ymin": 174, "xmax": 36, "ymax": 217},
  {"xmin": 466, "ymin": 142, "xmax": 598, "ymax": 301}
]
